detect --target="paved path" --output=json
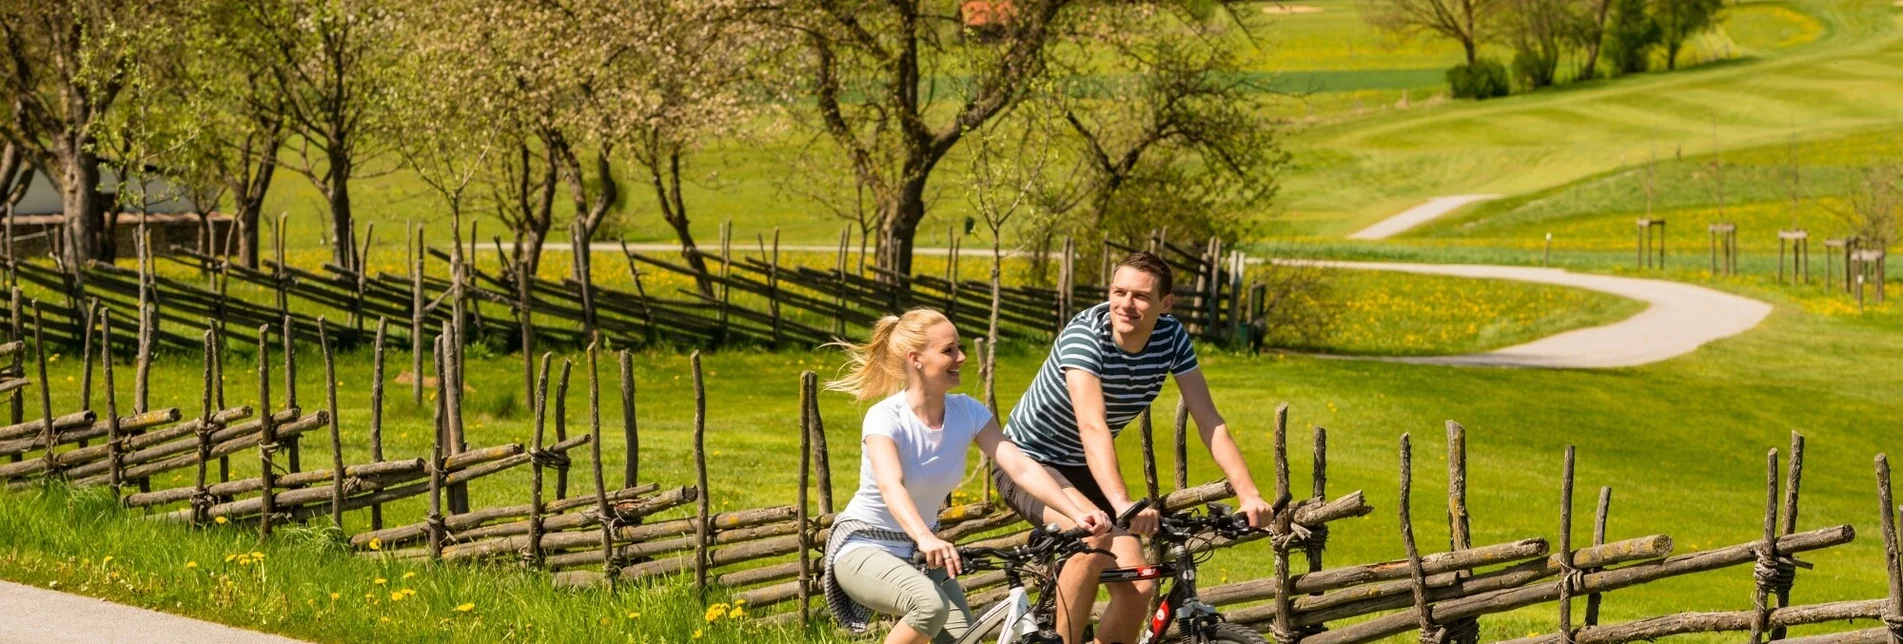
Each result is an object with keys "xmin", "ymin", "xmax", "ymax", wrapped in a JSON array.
[
  {"xmin": 1282, "ymin": 259, "xmax": 1773, "ymax": 368},
  {"xmin": 1346, "ymin": 194, "xmax": 1500, "ymax": 240},
  {"xmin": 0, "ymin": 580, "xmax": 309, "ymax": 644}
]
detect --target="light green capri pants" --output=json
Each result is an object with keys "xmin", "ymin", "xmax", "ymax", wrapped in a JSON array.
[{"xmin": 833, "ymin": 545, "xmax": 974, "ymax": 642}]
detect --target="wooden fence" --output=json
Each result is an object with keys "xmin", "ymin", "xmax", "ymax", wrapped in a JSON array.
[{"xmin": 4, "ymin": 283, "xmax": 1903, "ymax": 643}]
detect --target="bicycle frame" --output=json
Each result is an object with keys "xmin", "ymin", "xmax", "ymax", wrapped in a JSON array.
[{"xmin": 1105, "ymin": 551, "xmax": 1225, "ymax": 644}]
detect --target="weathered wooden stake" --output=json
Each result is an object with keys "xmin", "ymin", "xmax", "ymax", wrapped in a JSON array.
[
  {"xmin": 519, "ymin": 258, "xmax": 535, "ymax": 407},
  {"xmin": 427, "ymin": 336, "xmax": 447, "ymax": 560},
  {"xmin": 619, "ymin": 350, "xmax": 637, "ymax": 490},
  {"xmin": 281, "ymin": 315, "xmax": 300, "ymax": 474},
  {"xmin": 256, "ymin": 324, "xmax": 276, "ymax": 538},
  {"xmin": 1401, "ymin": 433, "xmax": 1438, "ymax": 644},
  {"xmin": 32, "ymin": 303, "xmax": 54, "ymax": 479},
  {"xmin": 691, "ymin": 351, "xmax": 710, "ymax": 600},
  {"xmin": 529, "ymin": 353, "xmax": 553, "ymax": 568},
  {"xmin": 1774, "ymin": 432, "xmax": 1807, "ymax": 639},
  {"xmin": 101, "ymin": 309, "xmax": 122, "ymax": 497},
  {"xmin": 1310, "ymin": 425, "xmax": 1330, "ymax": 583},
  {"xmin": 192, "ymin": 329, "xmax": 216, "ymax": 526},
  {"xmin": 1139, "ymin": 408, "xmax": 1159, "ymax": 504},
  {"xmin": 587, "ymin": 343, "xmax": 615, "ymax": 586},
  {"xmin": 1268, "ymin": 403, "xmax": 1295, "ymax": 644},
  {"xmin": 1559, "ymin": 446, "xmax": 1578, "ymax": 644},
  {"xmin": 554, "ymin": 358, "xmax": 572, "ymax": 501},
  {"xmin": 1585, "ymin": 486, "xmax": 1612, "ymax": 626},
  {"xmin": 798, "ymin": 370, "xmax": 816, "ymax": 628},
  {"xmin": 1173, "ymin": 398, "xmax": 1189, "ymax": 490},
  {"xmin": 370, "ymin": 319, "xmax": 387, "ymax": 530},
  {"xmin": 1752, "ymin": 449, "xmax": 1781, "ymax": 644},
  {"xmin": 1875, "ymin": 454, "xmax": 1903, "ymax": 644},
  {"xmin": 319, "ymin": 317, "xmax": 345, "ymax": 529},
  {"xmin": 411, "ymin": 224, "xmax": 425, "ymax": 407}
]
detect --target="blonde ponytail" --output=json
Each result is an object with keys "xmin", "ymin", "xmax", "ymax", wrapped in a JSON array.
[{"xmin": 826, "ymin": 308, "xmax": 950, "ymax": 402}]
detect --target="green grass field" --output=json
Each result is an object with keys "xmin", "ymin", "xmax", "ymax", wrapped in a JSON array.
[
  {"xmin": 3, "ymin": 277, "xmax": 1899, "ymax": 642},
  {"xmin": 7, "ymin": 0, "xmax": 1903, "ymax": 640}
]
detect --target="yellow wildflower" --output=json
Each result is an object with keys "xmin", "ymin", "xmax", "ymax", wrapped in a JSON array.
[
  {"xmin": 100, "ymin": 556, "xmax": 113, "ymax": 566},
  {"xmin": 626, "ymin": 611, "xmax": 640, "ymax": 619},
  {"xmin": 224, "ymin": 554, "xmax": 237, "ymax": 563},
  {"xmin": 455, "ymin": 603, "xmax": 475, "ymax": 612},
  {"xmin": 728, "ymin": 605, "xmax": 746, "ymax": 619},
  {"xmin": 185, "ymin": 561, "xmax": 198, "ymax": 569},
  {"xmin": 373, "ymin": 578, "xmax": 387, "ymax": 585},
  {"xmin": 390, "ymin": 591, "xmax": 406, "ymax": 602},
  {"xmin": 401, "ymin": 571, "xmax": 415, "ymax": 580},
  {"xmin": 692, "ymin": 629, "xmax": 703, "ymax": 639},
  {"xmin": 213, "ymin": 516, "xmax": 228, "ymax": 524},
  {"xmin": 330, "ymin": 592, "xmax": 341, "ymax": 601},
  {"xmin": 367, "ymin": 538, "xmax": 382, "ymax": 551},
  {"xmin": 598, "ymin": 617, "xmax": 611, "ymax": 626}
]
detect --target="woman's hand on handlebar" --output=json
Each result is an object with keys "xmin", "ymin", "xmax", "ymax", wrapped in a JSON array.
[{"xmin": 917, "ymin": 535, "xmax": 963, "ymax": 577}]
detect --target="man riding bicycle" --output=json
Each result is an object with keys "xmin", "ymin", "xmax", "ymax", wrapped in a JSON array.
[{"xmin": 992, "ymin": 251, "xmax": 1273, "ymax": 644}]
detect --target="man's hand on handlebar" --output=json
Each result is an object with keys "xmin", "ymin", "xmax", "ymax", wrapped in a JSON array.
[
  {"xmin": 1115, "ymin": 498, "xmax": 1159, "ymax": 537},
  {"xmin": 1236, "ymin": 494, "xmax": 1274, "ymax": 530},
  {"xmin": 1070, "ymin": 509, "xmax": 1111, "ymax": 536}
]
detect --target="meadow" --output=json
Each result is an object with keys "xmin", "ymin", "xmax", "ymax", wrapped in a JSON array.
[
  {"xmin": 4, "ymin": 0, "xmax": 1901, "ymax": 641},
  {"xmin": 3, "ymin": 274, "xmax": 1900, "ymax": 642}
]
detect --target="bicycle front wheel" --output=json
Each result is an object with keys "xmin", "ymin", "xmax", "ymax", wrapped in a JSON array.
[
  {"xmin": 955, "ymin": 599, "xmax": 1012, "ymax": 644},
  {"xmin": 1180, "ymin": 622, "xmax": 1271, "ymax": 644}
]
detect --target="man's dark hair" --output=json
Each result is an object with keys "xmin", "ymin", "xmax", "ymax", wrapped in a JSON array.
[{"xmin": 1114, "ymin": 251, "xmax": 1174, "ymax": 296}]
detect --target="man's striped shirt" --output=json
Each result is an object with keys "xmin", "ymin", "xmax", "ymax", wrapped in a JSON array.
[{"xmin": 1004, "ymin": 302, "xmax": 1200, "ymax": 467}]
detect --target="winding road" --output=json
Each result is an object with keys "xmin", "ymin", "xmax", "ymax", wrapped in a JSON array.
[{"xmin": 1311, "ymin": 195, "xmax": 1774, "ymax": 368}]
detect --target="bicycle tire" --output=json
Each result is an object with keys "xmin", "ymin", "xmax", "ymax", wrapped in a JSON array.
[
  {"xmin": 955, "ymin": 599, "xmax": 1012, "ymax": 644},
  {"xmin": 1178, "ymin": 622, "xmax": 1272, "ymax": 644}
]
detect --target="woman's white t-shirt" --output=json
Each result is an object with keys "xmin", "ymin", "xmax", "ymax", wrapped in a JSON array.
[{"xmin": 834, "ymin": 392, "xmax": 992, "ymax": 560}]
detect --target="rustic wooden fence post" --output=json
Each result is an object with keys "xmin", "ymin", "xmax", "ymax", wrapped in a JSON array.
[
  {"xmin": 528, "ymin": 352, "xmax": 553, "ymax": 569},
  {"xmin": 427, "ymin": 336, "xmax": 448, "ymax": 560},
  {"xmin": 1585, "ymin": 486, "xmax": 1612, "ymax": 626},
  {"xmin": 1559, "ymin": 446, "xmax": 1579, "ymax": 644},
  {"xmin": 7, "ymin": 287, "xmax": 21, "ymax": 436},
  {"xmin": 101, "ymin": 309, "xmax": 122, "ymax": 497},
  {"xmin": 80, "ymin": 299, "xmax": 96, "ymax": 420},
  {"xmin": 190, "ymin": 329, "xmax": 217, "ymax": 526},
  {"xmin": 369, "ymin": 319, "xmax": 387, "ymax": 530},
  {"xmin": 1309, "ymin": 425, "xmax": 1330, "ymax": 584},
  {"xmin": 411, "ymin": 223, "xmax": 425, "ymax": 407},
  {"xmin": 691, "ymin": 350, "xmax": 710, "ymax": 600},
  {"xmin": 798, "ymin": 370, "xmax": 816, "ymax": 629},
  {"xmin": 1267, "ymin": 403, "xmax": 1296, "ymax": 644},
  {"xmin": 319, "ymin": 317, "xmax": 345, "ymax": 529},
  {"xmin": 256, "ymin": 324, "xmax": 277, "ymax": 538},
  {"xmin": 718, "ymin": 222, "xmax": 732, "ymax": 346},
  {"xmin": 1402, "ymin": 433, "xmax": 1435, "ymax": 644},
  {"xmin": 1774, "ymin": 432, "xmax": 1807, "ymax": 639},
  {"xmin": 801, "ymin": 375, "xmax": 833, "ymax": 515},
  {"xmin": 587, "ymin": 343, "xmax": 617, "ymax": 586},
  {"xmin": 31, "ymin": 303, "xmax": 54, "ymax": 480},
  {"xmin": 519, "ymin": 258, "xmax": 535, "ymax": 407},
  {"xmin": 770, "ymin": 227, "xmax": 783, "ymax": 348},
  {"xmin": 281, "ymin": 315, "xmax": 299, "ymax": 474},
  {"xmin": 1875, "ymin": 454, "xmax": 1903, "ymax": 644},
  {"xmin": 1139, "ymin": 408, "xmax": 1159, "ymax": 504},
  {"xmin": 1173, "ymin": 398, "xmax": 1189, "ymax": 490},
  {"xmin": 553, "ymin": 359, "xmax": 573, "ymax": 501},
  {"xmin": 619, "ymin": 350, "xmax": 638, "ymax": 490}
]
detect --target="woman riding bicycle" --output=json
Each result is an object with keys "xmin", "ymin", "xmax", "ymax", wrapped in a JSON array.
[{"xmin": 824, "ymin": 309, "xmax": 1111, "ymax": 644}]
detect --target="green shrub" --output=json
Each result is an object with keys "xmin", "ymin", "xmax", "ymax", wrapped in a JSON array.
[{"xmin": 1447, "ymin": 59, "xmax": 1511, "ymax": 99}]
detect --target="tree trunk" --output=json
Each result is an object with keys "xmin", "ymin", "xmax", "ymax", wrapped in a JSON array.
[
  {"xmin": 1580, "ymin": 0, "xmax": 1612, "ymax": 80},
  {"xmin": 57, "ymin": 145, "xmax": 105, "ymax": 268},
  {"xmin": 653, "ymin": 150, "xmax": 713, "ymax": 297},
  {"xmin": 326, "ymin": 148, "xmax": 356, "ymax": 272},
  {"xmin": 876, "ymin": 177, "xmax": 928, "ymax": 278},
  {"xmin": 1666, "ymin": 40, "xmax": 1682, "ymax": 70}
]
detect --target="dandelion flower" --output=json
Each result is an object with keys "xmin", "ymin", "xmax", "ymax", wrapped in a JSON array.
[
  {"xmin": 728, "ymin": 605, "xmax": 746, "ymax": 619},
  {"xmin": 374, "ymin": 577, "xmax": 388, "ymax": 585},
  {"xmin": 456, "ymin": 603, "xmax": 475, "ymax": 612},
  {"xmin": 213, "ymin": 516, "xmax": 228, "ymax": 525},
  {"xmin": 692, "ymin": 629, "xmax": 703, "ymax": 639},
  {"xmin": 368, "ymin": 538, "xmax": 382, "ymax": 551},
  {"xmin": 100, "ymin": 556, "xmax": 113, "ymax": 566},
  {"xmin": 598, "ymin": 617, "xmax": 612, "ymax": 626},
  {"xmin": 626, "ymin": 611, "xmax": 640, "ymax": 619},
  {"xmin": 401, "ymin": 571, "xmax": 415, "ymax": 580},
  {"xmin": 185, "ymin": 561, "xmax": 197, "ymax": 569},
  {"xmin": 390, "ymin": 591, "xmax": 406, "ymax": 602},
  {"xmin": 224, "ymin": 554, "xmax": 237, "ymax": 563},
  {"xmin": 330, "ymin": 592, "xmax": 341, "ymax": 601}
]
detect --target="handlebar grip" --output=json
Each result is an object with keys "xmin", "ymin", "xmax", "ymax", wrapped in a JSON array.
[
  {"xmin": 1058, "ymin": 526, "xmax": 1094, "ymax": 540},
  {"xmin": 1115, "ymin": 498, "xmax": 1154, "ymax": 529}
]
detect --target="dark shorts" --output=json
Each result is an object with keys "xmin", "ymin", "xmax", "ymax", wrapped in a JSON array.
[{"xmin": 991, "ymin": 460, "xmax": 1114, "ymax": 525}]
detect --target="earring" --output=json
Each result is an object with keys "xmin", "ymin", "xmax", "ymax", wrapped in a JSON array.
[{"xmin": 914, "ymin": 362, "xmax": 923, "ymax": 370}]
